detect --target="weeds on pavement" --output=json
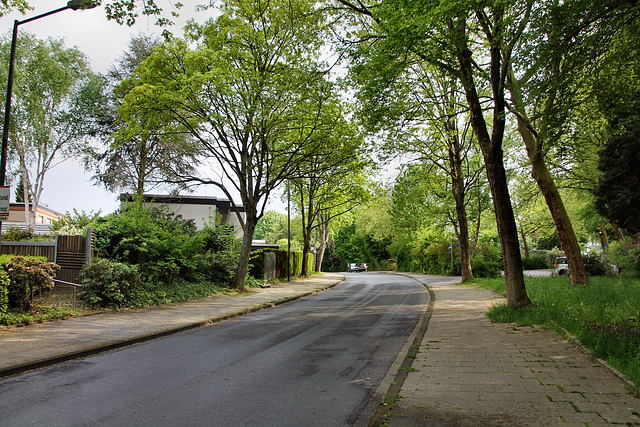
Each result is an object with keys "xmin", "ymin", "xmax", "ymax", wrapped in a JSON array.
[{"xmin": 470, "ymin": 276, "xmax": 640, "ymax": 395}]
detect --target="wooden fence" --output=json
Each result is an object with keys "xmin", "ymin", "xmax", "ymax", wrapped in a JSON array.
[{"xmin": 0, "ymin": 228, "xmax": 94, "ymax": 283}]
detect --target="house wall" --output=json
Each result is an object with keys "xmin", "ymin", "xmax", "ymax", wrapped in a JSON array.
[
  {"xmin": 7, "ymin": 204, "xmax": 62, "ymax": 224},
  {"xmin": 121, "ymin": 195, "xmax": 246, "ymax": 238}
]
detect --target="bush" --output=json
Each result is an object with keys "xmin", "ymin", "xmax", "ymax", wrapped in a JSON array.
[
  {"xmin": 582, "ymin": 253, "xmax": 607, "ymax": 276},
  {"xmin": 2, "ymin": 256, "xmax": 59, "ymax": 311},
  {"xmin": 197, "ymin": 252, "xmax": 238, "ymax": 286},
  {"xmin": 521, "ymin": 254, "xmax": 548, "ymax": 270},
  {"xmin": 79, "ymin": 259, "xmax": 142, "ymax": 309},
  {"xmin": 0, "ymin": 268, "xmax": 9, "ymax": 314},
  {"xmin": 2, "ymin": 226, "xmax": 35, "ymax": 241},
  {"xmin": 92, "ymin": 203, "xmax": 204, "ymax": 285},
  {"xmin": 609, "ymin": 239, "xmax": 640, "ymax": 278},
  {"xmin": 471, "ymin": 257, "xmax": 502, "ymax": 278}
]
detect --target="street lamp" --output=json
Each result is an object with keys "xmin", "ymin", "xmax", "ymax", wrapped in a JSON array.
[{"xmin": 1, "ymin": 0, "xmax": 98, "ymax": 188}]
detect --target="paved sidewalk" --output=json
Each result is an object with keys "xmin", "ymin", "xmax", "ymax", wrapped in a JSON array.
[
  {"xmin": 385, "ymin": 274, "xmax": 640, "ymax": 426},
  {"xmin": 0, "ymin": 273, "xmax": 345, "ymax": 378}
]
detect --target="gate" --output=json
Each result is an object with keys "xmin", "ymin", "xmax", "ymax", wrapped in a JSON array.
[{"xmin": 0, "ymin": 228, "xmax": 94, "ymax": 283}]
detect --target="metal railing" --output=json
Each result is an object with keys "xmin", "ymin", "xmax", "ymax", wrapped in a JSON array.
[{"xmin": 51, "ymin": 279, "xmax": 82, "ymax": 312}]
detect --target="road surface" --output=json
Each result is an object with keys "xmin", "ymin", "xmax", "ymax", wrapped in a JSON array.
[{"xmin": 0, "ymin": 272, "xmax": 427, "ymax": 426}]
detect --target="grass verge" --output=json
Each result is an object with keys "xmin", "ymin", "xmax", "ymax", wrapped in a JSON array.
[
  {"xmin": 468, "ymin": 275, "xmax": 640, "ymax": 395},
  {"xmin": 0, "ymin": 305, "xmax": 78, "ymax": 326}
]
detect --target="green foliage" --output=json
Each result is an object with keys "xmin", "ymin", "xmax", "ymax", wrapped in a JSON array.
[
  {"xmin": 79, "ymin": 259, "xmax": 142, "ymax": 309},
  {"xmin": 521, "ymin": 255, "xmax": 548, "ymax": 270},
  {"xmin": 92, "ymin": 202, "xmax": 202, "ymax": 285},
  {"xmin": 1, "ymin": 256, "xmax": 59, "ymax": 311},
  {"xmin": 1, "ymin": 226, "xmax": 35, "ymax": 241},
  {"xmin": 470, "ymin": 258, "xmax": 502, "ymax": 279},
  {"xmin": 52, "ymin": 209, "xmax": 101, "ymax": 235},
  {"xmin": 421, "ymin": 241, "xmax": 455, "ymax": 275},
  {"xmin": 582, "ymin": 253, "xmax": 607, "ymax": 276},
  {"xmin": 0, "ymin": 32, "xmax": 102, "ymax": 228},
  {"xmin": 478, "ymin": 276, "xmax": 640, "ymax": 392},
  {"xmin": 594, "ymin": 94, "xmax": 640, "ymax": 235},
  {"xmin": 0, "ymin": 305, "xmax": 76, "ymax": 326},
  {"xmin": 254, "ymin": 211, "xmax": 288, "ymax": 244},
  {"xmin": 609, "ymin": 240, "xmax": 640, "ymax": 278},
  {"xmin": 0, "ymin": 267, "xmax": 9, "ymax": 314},
  {"xmin": 80, "ymin": 202, "xmax": 242, "ymax": 308}
]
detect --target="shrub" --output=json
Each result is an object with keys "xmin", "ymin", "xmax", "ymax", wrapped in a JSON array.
[
  {"xmin": 521, "ymin": 254, "xmax": 548, "ymax": 270},
  {"xmin": 197, "ymin": 252, "xmax": 238, "ymax": 286},
  {"xmin": 0, "ymin": 268, "xmax": 9, "ymax": 314},
  {"xmin": 582, "ymin": 253, "xmax": 607, "ymax": 276},
  {"xmin": 471, "ymin": 257, "xmax": 502, "ymax": 278},
  {"xmin": 92, "ymin": 203, "xmax": 204, "ymax": 285},
  {"xmin": 609, "ymin": 239, "xmax": 640, "ymax": 278},
  {"xmin": 79, "ymin": 259, "xmax": 142, "ymax": 309},
  {"xmin": 3, "ymin": 256, "xmax": 59, "ymax": 310},
  {"xmin": 2, "ymin": 226, "xmax": 35, "ymax": 241}
]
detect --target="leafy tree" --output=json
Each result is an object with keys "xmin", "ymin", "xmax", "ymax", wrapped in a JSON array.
[
  {"xmin": 337, "ymin": 0, "xmax": 532, "ymax": 307},
  {"xmin": 290, "ymin": 114, "xmax": 372, "ymax": 276},
  {"xmin": 350, "ymin": 59, "xmax": 484, "ymax": 281},
  {"xmin": 121, "ymin": 0, "xmax": 337, "ymax": 290},
  {"xmin": 83, "ymin": 34, "xmax": 197, "ymax": 196},
  {"xmin": 2, "ymin": 1, "xmax": 182, "ymax": 28},
  {"xmin": 0, "ymin": 32, "xmax": 102, "ymax": 228},
  {"xmin": 0, "ymin": 0, "xmax": 30, "ymax": 17},
  {"xmin": 502, "ymin": 0, "xmax": 638, "ymax": 285},
  {"xmin": 254, "ymin": 210, "xmax": 288, "ymax": 244},
  {"xmin": 594, "ymin": 97, "xmax": 640, "ymax": 235}
]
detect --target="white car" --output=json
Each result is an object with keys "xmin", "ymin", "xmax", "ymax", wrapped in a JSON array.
[{"xmin": 554, "ymin": 256, "xmax": 568, "ymax": 276}]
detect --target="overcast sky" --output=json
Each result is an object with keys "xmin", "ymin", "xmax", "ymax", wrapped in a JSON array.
[{"xmin": 0, "ymin": 0, "xmax": 251, "ymax": 216}]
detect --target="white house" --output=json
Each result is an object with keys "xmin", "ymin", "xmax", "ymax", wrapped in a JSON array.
[{"xmin": 120, "ymin": 194, "xmax": 246, "ymax": 238}]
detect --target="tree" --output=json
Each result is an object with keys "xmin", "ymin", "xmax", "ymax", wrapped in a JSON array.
[
  {"xmin": 0, "ymin": 32, "xmax": 101, "ymax": 228},
  {"xmin": 0, "ymin": 0, "xmax": 30, "ymax": 17},
  {"xmin": 501, "ymin": 0, "xmax": 639, "ymax": 285},
  {"xmin": 594, "ymin": 97, "xmax": 640, "ymax": 235},
  {"xmin": 254, "ymin": 210, "xmax": 287, "ymax": 244},
  {"xmin": 350, "ymin": 58, "xmax": 484, "ymax": 282},
  {"xmin": 2, "ymin": 1, "xmax": 182, "ymax": 27},
  {"xmin": 290, "ymin": 110, "xmax": 372, "ymax": 276},
  {"xmin": 85, "ymin": 34, "xmax": 198, "ymax": 196},
  {"xmin": 122, "ymin": 0, "xmax": 337, "ymax": 290},
  {"xmin": 337, "ymin": 0, "xmax": 532, "ymax": 307}
]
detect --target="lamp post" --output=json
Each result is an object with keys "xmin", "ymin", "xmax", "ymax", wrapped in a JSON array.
[
  {"xmin": 0, "ymin": 0, "xmax": 96, "ymax": 234},
  {"xmin": 1, "ymin": 0, "xmax": 97, "ymax": 187}
]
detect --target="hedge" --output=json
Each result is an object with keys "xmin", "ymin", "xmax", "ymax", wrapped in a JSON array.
[{"xmin": 251, "ymin": 249, "xmax": 313, "ymax": 280}]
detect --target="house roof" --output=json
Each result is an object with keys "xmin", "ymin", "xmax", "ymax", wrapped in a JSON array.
[
  {"xmin": 9, "ymin": 203, "xmax": 64, "ymax": 217},
  {"xmin": 119, "ymin": 194, "xmax": 246, "ymax": 212}
]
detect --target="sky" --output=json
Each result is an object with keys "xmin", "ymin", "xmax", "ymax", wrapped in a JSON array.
[{"xmin": 0, "ymin": 0, "xmax": 272, "ymax": 216}]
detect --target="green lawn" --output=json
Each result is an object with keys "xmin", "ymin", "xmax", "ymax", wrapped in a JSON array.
[{"xmin": 468, "ymin": 276, "xmax": 640, "ymax": 395}]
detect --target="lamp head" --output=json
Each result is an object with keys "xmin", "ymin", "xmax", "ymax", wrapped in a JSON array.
[{"xmin": 67, "ymin": 0, "xmax": 98, "ymax": 10}]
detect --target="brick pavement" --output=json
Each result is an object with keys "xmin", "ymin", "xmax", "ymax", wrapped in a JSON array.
[{"xmin": 385, "ymin": 276, "xmax": 640, "ymax": 426}]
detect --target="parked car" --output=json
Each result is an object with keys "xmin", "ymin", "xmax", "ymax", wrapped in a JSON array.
[
  {"xmin": 348, "ymin": 263, "xmax": 360, "ymax": 273},
  {"xmin": 554, "ymin": 256, "xmax": 568, "ymax": 276},
  {"xmin": 347, "ymin": 263, "xmax": 367, "ymax": 272}
]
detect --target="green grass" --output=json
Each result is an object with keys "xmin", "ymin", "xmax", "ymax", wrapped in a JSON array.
[
  {"xmin": 0, "ymin": 305, "xmax": 77, "ymax": 326},
  {"xmin": 468, "ymin": 276, "xmax": 640, "ymax": 394}
]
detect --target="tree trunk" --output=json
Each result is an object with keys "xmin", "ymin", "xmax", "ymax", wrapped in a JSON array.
[
  {"xmin": 521, "ymin": 227, "xmax": 530, "ymax": 258},
  {"xmin": 233, "ymin": 212, "xmax": 258, "ymax": 291},
  {"xmin": 611, "ymin": 222, "xmax": 625, "ymax": 242},
  {"xmin": 301, "ymin": 227, "xmax": 312, "ymax": 277},
  {"xmin": 453, "ymin": 176, "xmax": 473, "ymax": 281},
  {"xmin": 456, "ymin": 18, "xmax": 531, "ymax": 308},
  {"xmin": 315, "ymin": 211, "xmax": 330, "ymax": 272},
  {"xmin": 600, "ymin": 223, "xmax": 610, "ymax": 250},
  {"xmin": 516, "ymin": 118, "xmax": 588, "ymax": 286}
]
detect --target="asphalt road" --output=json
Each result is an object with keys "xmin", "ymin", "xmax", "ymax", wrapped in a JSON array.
[{"xmin": 0, "ymin": 272, "xmax": 427, "ymax": 426}]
